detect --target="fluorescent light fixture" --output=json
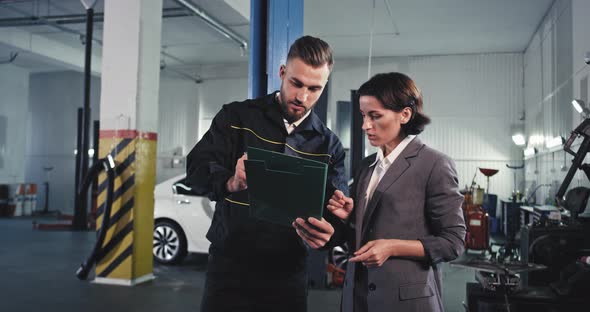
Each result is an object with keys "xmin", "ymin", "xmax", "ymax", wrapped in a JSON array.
[
  {"xmin": 529, "ymin": 135, "xmax": 545, "ymax": 145},
  {"xmin": 512, "ymin": 134, "xmax": 526, "ymax": 146},
  {"xmin": 80, "ymin": 0, "xmax": 98, "ymax": 10},
  {"xmin": 572, "ymin": 99, "xmax": 585, "ymax": 113},
  {"xmin": 572, "ymin": 99, "xmax": 590, "ymax": 117},
  {"xmin": 510, "ymin": 123, "xmax": 526, "ymax": 146},
  {"xmin": 545, "ymin": 136, "xmax": 565, "ymax": 149},
  {"xmin": 524, "ymin": 147, "xmax": 537, "ymax": 157}
]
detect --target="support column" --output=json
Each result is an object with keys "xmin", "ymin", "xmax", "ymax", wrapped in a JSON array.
[
  {"xmin": 248, "ymin": 0, "xmax": 267, "ymax": 98},
  {"xmin": 249, "ymin": 0, "xmax": 303, "ymax": 94},
  {"xmin": 95, "ymin": 0, "xmax": 163, "ymax": 286}
]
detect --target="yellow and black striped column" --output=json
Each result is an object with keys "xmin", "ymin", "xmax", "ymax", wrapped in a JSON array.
[{"xmin": 94, "ymin": 130, "xmax": 157, "ymax": 286}]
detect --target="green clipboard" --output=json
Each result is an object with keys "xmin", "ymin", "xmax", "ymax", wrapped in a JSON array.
[{"xmin": 245, "ymin": 146, "xmax": 328, "ymax": 227}]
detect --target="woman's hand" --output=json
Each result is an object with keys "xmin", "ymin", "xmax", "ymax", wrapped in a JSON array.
[
  {"xmin": 326, "ymin": 190, "xmax": 354, "ymax": 220},
  {"xmin": 349, "ymin": 239, "xmax": 425, "ymax": 267},
  {"xmin": 349, "ymin": 239, "xmax": 396, "ymax": 268}
]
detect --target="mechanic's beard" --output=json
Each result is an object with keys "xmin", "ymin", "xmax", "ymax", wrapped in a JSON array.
[{"xmin": 278, "ymin": 92, "xmax": 308, "ymax": 123}]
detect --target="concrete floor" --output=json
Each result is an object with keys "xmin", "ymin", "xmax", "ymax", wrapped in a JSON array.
[{"xmin": 0, "ymin": 217, "xmax": 474, "ymax": 312}]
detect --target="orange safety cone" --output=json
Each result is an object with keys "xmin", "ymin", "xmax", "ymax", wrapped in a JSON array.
[{"xmin": 24, "ymin": 184, "xmax": 37, "ymax": 215}]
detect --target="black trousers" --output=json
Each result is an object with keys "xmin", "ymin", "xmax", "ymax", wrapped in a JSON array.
[{"xmin": 201, "ymin": 254, "xmax": 308, "ymax": 312}]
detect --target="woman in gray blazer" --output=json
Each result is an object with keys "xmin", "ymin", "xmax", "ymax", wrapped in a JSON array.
[{"xmin": 327, "ymin": 72, "xmax": 466, "ymax": 312}]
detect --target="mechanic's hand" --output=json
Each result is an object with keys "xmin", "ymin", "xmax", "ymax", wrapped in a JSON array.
[
  {"xmin": 327, "ymin": 190, "xmax": 354, "ymax": 220},
  {"xmin": 226, "ymin": 153, "xmax": 248, "ymax": 193},
  {"xmin": 292, "ymin": 217, "xmax": 334, "ymax": 249},
  {"xmin": 349, "ymin": 239, "xmax": 395, "ymax": 268}
]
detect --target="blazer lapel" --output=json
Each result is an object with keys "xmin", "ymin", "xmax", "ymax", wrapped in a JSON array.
[
  {"xmin": 354, "ymin": 159, "xmax": 374, "ymax": 249},
  {"xmin": 360, "ymin": 138, "xmax": 424, "ymax": 241}
]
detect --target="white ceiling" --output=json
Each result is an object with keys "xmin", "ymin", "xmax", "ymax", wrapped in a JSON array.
[
  {"xmin": 306, "ymin": 0, "xmax": 554, "ymax": 58},
  {"xmin": 0, "ymin": 0, "xmax": 554, "ymax": 74}
]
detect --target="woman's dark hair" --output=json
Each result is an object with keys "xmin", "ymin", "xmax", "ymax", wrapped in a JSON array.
[{"xmin": 357, "ymin": 72, "xmax": 430, "ymax": 135}]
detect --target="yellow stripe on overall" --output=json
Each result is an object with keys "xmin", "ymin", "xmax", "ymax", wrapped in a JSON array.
[{"xmin": 229, "ymin": 125, "xmax": 333, "ymax": 159}]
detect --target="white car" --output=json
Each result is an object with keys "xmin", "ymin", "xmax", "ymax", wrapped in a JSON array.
[
  {"xmin": 152, "ymin": 174, "xmax": 349, "ymax": 276},
  {"xmin": 152, "ymin": 174, "xmax": 215, "ymax": 264}
]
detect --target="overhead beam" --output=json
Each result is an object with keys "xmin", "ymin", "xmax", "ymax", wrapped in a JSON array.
[
  {"xmin": 173, "ymin": 0, "xmax": 248, "ymax": 51},
  {"xmin": 0, "ymin": 8, "xmax": 191, "ymax": 27},
  {"xmin": 0, "ymin": 27, "xmax": 101, "ymax": 75}
]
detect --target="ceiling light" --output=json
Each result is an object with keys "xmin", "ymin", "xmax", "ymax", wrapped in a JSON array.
[
  {"xmin": 528, "ymin": 135, "xmax": 545, "ymax": 145},
  {"xmin": 80, "ymin": 0, "xmax": 98, "ymax": 10},
  {"xmin": 512, "ymin": 134, "xmax": 526, "ymax": 146},
  {"xmin": 545, "ymin": 136, "xmax": 565, "ymax": 149},
  {"xmin": 524, "ymin": 147, "xmax": 537, "ymax": 157},
  {"xmin": 572, "ymin": 99, "xmax": 590, "ymax": 117},
  {"xmin": 510, "ymin": 123, "xmax": 526, "ymax": 146}
]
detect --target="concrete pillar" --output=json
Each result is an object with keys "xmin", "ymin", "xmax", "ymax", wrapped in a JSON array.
[{"xmin": 95, "ymin": 0, "xmax": 163, "ymax": 286}]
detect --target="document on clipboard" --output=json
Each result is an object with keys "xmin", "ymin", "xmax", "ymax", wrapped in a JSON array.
[{"xmin": 244, "ymin": 146, "xmax": 328, "ymax": 227}]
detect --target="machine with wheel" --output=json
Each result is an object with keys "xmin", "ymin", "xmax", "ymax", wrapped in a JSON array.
[{"xmin": 327, "ymin": 242, "xmax": 348, "ymax": 287}]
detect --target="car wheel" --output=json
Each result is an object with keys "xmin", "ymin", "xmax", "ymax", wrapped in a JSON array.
[
  {"xmin": 329, "ymin": 242, "xmax": 349, "ymax": 269},
  {"xmin": 153, "ymin": 220, "xmax": 188, "ymax": 264}
]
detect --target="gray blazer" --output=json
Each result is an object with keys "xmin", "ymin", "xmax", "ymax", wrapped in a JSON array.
[{"xmin": 340, "ymin": 137, "xmax": 466, "ymax": 312}]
